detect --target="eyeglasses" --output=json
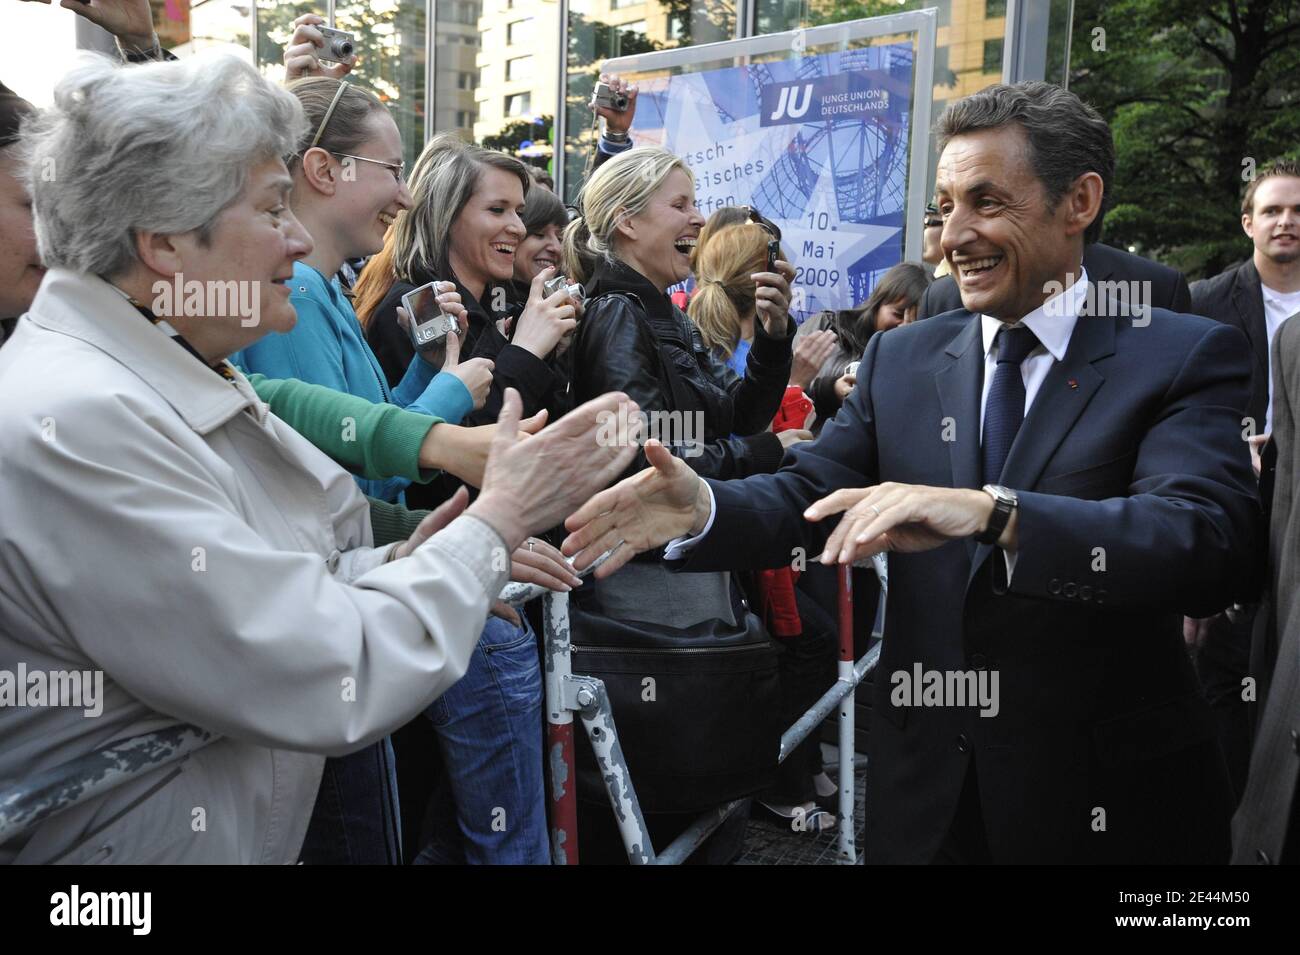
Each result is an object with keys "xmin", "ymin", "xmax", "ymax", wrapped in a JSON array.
[
  {"xmin": 331, "ymin": 152, "xmax": 407, "ymax": 183},
  {"xmin": 742, "ymin": 205, "xmax": 782, "ymax": 241}
]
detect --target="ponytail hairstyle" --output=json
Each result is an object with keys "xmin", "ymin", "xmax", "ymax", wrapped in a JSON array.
[
  {"xmin": 560, "ymin": 213, "xmax": 595, "ymax": 286},
  {"xmin": 687, "ymin": 223, "xmax": 771, "ymax": 358},
  {"xmin": 561, "ymin": 146, "xmax": 692, "ymax": 282},
  {"xmin": 691, "ymin": 206, "xmax": 750, "ymax": 272}
]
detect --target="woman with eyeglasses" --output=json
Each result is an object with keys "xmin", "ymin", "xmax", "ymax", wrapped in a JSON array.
[
  {"xmin": 227, "ymin": 77, "xmax": 502, "ymax": 866},
  {"xmin": 231, "ymin": 79, "xmax": 495, "ymax": 506}
]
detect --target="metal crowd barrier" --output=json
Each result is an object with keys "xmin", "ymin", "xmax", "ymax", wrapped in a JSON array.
[
  {"xmin": 0, "ymin": 552, "xmax": 884, "ymax": 864},
  {"xmin": 505, "ymin": 551, "xmax": 885, "ymax": 865}
]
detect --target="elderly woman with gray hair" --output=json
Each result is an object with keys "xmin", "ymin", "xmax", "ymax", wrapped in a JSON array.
[{"xmin": 0, "ymin": 52, "xmax": 637, "ymax": 864}]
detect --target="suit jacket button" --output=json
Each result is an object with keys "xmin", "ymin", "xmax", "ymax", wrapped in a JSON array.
[
  {"xmin": 1256, "ymin": 849, "xmax": 1272, "ymax": 864},
  {"xmin": 969, "ymin": 653, "xmax": 988, "ymax": 671},
  {"xmin": 956, "ymin": 733, "xmax": 971, "ymax": 753},
  {"xmin": 1048, "ymin": 578, "xmax": 1062, "ymax": 595},
  {"xmin": 1062, "ymin": 581, "xmax": 1077, "ymax": 598},
  {"xmin": 1291, "ymin": 729, "xmax": 1300, "ymax": 755},
  {"xmin": 1079, "ymin": 585, "xmax": 1092, "ymax": 600}
]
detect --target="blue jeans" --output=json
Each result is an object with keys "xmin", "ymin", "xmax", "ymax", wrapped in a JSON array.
[
  {"xmin": 414, "ymin": 615, "xmax": 549, "ymax": 864},
  {"xmin": 301, "ymin": 737, "xmax": 402, "ymax": 864}
]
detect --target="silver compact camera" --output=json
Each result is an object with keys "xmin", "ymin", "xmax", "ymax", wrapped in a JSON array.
[
  {"xmin": 543, "ymin": 274, "xmax": 584, "ymax": 303},
  {"xmin": 316, "ymin": 26, "xmax": 355, "ymax": 64},
  {"xmin": 592, "ymin": 82, "xmax": 628, "ymax": 112},
  {"xmin": 401, "ymin": 281, "xmax": 459, "ymax": 354}
]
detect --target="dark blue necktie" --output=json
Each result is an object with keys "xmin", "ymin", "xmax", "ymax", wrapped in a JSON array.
[{"xmin": 982, "ymin": 324, "xmax": 1040, "ymax": 485}]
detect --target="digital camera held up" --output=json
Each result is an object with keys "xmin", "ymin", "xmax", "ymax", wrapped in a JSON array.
[
  {"xmin": 592, "ymin": 81, "xmax": 629, "ymax": 112},
  {"xmin": 316, "ymin": 27, "xmax": 355, "ymax": 64},
  {"xmin": 401, "ymin": 281, "xmax": 459, "ymax": 355}
]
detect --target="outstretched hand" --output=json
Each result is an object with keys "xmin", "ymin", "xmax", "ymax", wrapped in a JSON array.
[
  {"xmin": 561, "ymin": 439, "xmax": 709, "ymax": 579},
  {"xmin": 466, "ymin": 389, "xmax": 642, "ymax": 553}
]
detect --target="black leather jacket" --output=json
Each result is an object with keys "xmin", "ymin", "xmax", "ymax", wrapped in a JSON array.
[{"xmin": 573, "ymin": 259, "xmax": 793, "ymax": 482}]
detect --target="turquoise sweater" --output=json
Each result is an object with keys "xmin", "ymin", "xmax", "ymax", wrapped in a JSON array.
[{"xmin": 231, "ymin": 262, "xmax": 472, "ymax": 502}]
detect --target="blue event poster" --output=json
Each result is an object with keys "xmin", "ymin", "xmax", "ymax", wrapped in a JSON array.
[{"xmin": 629, "ymin": 42, "xmax": 915, "ymax": 323}]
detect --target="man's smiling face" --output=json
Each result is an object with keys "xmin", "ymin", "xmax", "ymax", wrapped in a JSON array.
[{"xmin": 936, "ymin": 124, "xmax": 1085, "ymax": 322}]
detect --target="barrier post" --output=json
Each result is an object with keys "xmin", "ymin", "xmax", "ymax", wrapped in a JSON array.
[
  {"xmin": 837, "ymin": 565, "xmax": 858, "ymax": 863},
  {"xmin": 543, "ymin": 590, "xmax": 579, "ymax": 865}
]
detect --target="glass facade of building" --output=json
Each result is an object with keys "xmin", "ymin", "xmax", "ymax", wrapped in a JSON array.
[{"xmin": 145, "ymin": 1, "xmax": 1073, "ymax": 191}]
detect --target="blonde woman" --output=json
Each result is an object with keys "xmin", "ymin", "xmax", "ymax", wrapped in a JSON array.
[
  {"xmin": 563, "ymin": 147, "xmax": 799, "ymax": 862},
  {"xmin": 359, "ymin": 134, "xmax": 575, "ymax": 424}
]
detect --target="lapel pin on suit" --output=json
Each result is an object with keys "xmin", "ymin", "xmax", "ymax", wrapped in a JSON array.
[{"xmin": 1068, "ymin": 378, "xmax": 1079, "ymax": 390}]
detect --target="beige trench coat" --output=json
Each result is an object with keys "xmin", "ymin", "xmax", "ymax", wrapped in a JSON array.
[{"xmin": 0, "ymin": 270, "xmax": 509, "ymax": 864}]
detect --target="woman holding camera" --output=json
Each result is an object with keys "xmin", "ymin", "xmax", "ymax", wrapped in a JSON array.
[
  {"xmin": 230, "ymin": 79, "xmax": 492, "ymax": 506},
  {"xmin": 353, "ymin": 135, "xmax": 578, "ymax": 864},
  {"xmin": 358, "ymin": 134, "xmax": 576, "ymax": 431}
]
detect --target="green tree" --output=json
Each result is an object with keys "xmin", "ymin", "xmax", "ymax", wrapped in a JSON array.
[{"xmin": 1070, "ymin": 0, "xmax": 1300, "ymax": 278}]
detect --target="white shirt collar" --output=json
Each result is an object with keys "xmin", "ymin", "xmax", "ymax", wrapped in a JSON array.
[{"xmin": 980, "ymin": 266, "xmax": 1088, "ymax": 363}]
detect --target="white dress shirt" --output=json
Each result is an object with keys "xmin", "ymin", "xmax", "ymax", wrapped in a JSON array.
[{"xmin": 664, "ymin": 269, "xmax": 1090, "ymax": 570}]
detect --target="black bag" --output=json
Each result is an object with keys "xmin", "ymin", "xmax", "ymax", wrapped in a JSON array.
[{"xmin": 570, "ymin": 599, "xmax": 783, "ymax": 814}]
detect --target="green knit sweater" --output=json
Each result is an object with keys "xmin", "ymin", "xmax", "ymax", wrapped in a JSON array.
[
  {"xmin": 248, "ymin": 373, "xmax": 438, "ymax": 483},
  {"xmin": 247, "ymin": 374, "xmax": 437, "ymax": 547}
]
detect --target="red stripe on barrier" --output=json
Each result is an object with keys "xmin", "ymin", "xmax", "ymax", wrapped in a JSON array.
[
  {"xmin": 547, "ymin": 720, "xmax": 579, "ymax": 865},
  {"xmin": 838, "ymin": 565, "xmax": 854, "ymax": 662}
]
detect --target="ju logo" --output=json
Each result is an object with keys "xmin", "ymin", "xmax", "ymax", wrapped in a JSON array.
[
  {"xmin": 768, "ymin": 83, "xmax": 814, "ymax": 122},
  {"xmin": 761, "ymin": 71, "xmax": 903, "ymax": 129}
]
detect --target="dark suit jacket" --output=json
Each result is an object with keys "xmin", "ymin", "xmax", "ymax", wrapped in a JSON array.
[
  {"xmin": 1232, "ymin": 314, "xmax": 1300, "ymax": 865},
  {"xmin": 919, "ymin": 243, "xmax": 1192, "ymax": 322},
  {"xmin": 671, "ymin": 303, "xmax": 1259, "ymax": 863},
  {"xmin": 1190, "ymin": 259, "xmax": 1269, "ymax": 437}
]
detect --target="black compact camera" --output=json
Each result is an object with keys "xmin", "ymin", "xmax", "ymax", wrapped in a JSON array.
[
  {"xmin": 767, "ymin": 239, "xmax": 781, "ymax": 272},
  {"xmin": 592, "ymin": 82, "xmax": 629, "ymax": 112}
]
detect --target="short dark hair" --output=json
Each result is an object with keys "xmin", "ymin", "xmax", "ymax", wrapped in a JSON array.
[
  {"xmin": 521, "ymin": 180, "xmax": 568, "ymax": 234},
  {"xmin": 1242, "ymin": 159, "xmax": 1300, "ymax": 216},
  {"xmin": 935, "ymin": 82, "xmax": 1115, "ymax": 245}
]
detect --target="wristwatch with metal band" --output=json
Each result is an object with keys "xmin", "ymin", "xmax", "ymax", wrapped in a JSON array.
[{"xmin": 975, "ymin": 484, "xmax": 1018, "ymax": 545}]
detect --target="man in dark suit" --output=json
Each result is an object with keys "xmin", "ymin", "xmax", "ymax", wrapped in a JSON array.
[
  {"xmin": 563, "ymin": 82, "xmax": 1259, "ymax": 863},
  {"xmin": 919, "ymin": 241, "xmax": 1192, "ymax": 321}
]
